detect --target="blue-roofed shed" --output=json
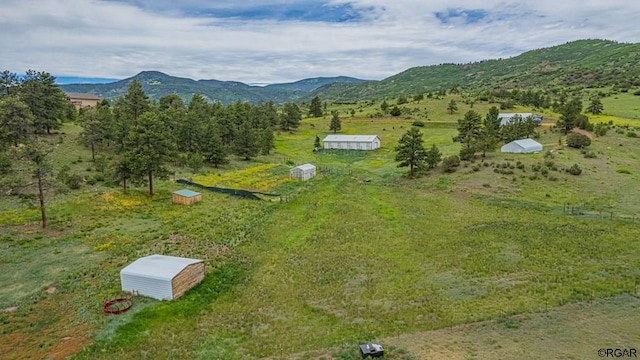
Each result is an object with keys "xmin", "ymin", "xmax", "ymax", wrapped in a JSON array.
[{"xmin": 172, "ymin": 189, "xmax": 202, "ymax": 205}]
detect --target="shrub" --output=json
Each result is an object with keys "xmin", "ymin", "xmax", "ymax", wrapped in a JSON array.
[
  {"xmin": 459, "ymin": 147, "xmax": 475, "ymax": 161},
  {"xmin": 567, "ymin": 164, "xmax": 582, "ymax": 175},
  {"xmin": 442, "ymin": 155, "xmax": 460, "ymax": 173},
  {"xmin": 634, "ymin": 89, "xmax": 640, "ymax": 96},
  {"xmin": 594, "ymin": 123, "xmax": 608, "ymax": 137},
  {"xmin": 66, "ymin": 174, "xmax": 84, "ymax": 189},
  {"xmin": 548, "ymin": 175, "xmax": 558, "ymax": 181},
  {"xmin": 584, "ymin": 151, "xmax": 597, "ymax": 159},
  {"xmin": 617, "ymin": 168, "xmax": 631, "ymax": 174},
  {"xmin": 566, "ymin": 133, "xmax": 591, "ymax": 148},
  {"xmin": 411, "ymin": 120, "xmax": 425, "ymax": 127},
  {"xmin": 626, "ymin": 131, "xmax": 638, "ymax": 138}
]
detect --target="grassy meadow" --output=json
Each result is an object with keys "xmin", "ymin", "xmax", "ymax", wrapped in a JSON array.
[{"xmin": 1, "ymin": 94, "xmax": 639, "ymax": 359}]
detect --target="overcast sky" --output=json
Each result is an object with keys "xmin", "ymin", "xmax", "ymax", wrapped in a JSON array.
[{"xmin": 1, "ymin": 0, "xmax": 639, "ymax": 84}]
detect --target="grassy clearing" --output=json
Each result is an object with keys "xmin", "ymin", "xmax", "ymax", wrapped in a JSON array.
[{"xmin": 1, "ymin": 96, "xmax": 639, "ymax": 359}]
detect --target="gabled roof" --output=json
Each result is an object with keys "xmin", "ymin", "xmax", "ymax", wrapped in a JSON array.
[
  {"xmin": 294, "ymin": 163, "xmax": 315, "ymax": 171},
  {"xmin": 121, "ymin": 255, "xmax": 203, "ymax": 281},
  {"xmin": 323, "ymin": 135, "xmax": 379, "ymax": 142},
  {"xmin": 173, "ymin": 189, "xmax": 201, "ymax": 197},
  {"xmin": 65, "ymin": 92, "xmax": 100, "ymax": 100},
  {"xmin": 510, "ymin": 138, "xmax": 542, "ymax": 149}
]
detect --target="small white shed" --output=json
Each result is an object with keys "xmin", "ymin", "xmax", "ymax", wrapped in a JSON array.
[
  {"xmin": 290, "ymin": 163, "xmax": 316, "ymax": 181},
  {"xmin": 323, "ymin": 135, "xmax": 381, "ymax": 150},
  {"xmin": 120, "ymin": 255, "xmax": 205, "ymax": 300},
  {"xmin": 501, "ymin": 138, "xmax": 543, "ymax": 153}
]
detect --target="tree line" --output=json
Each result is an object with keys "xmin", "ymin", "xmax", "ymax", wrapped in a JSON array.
[{"xmin": 0, "ymin": 71, "xmax": 305, "ymax": 226}]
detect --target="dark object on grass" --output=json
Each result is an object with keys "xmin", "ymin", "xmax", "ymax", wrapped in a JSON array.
[
  {"xmin": 359, "ymin": 342, "xmax": 384, "ymax": 358},
  {"xmin": 103, "ymin": 291, "xmax": 134, "ymax": 315}
]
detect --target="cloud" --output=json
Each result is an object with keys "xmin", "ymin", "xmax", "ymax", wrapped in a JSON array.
[{"xmin": 1, "ymin": 0, "xmax": 639, "ymax": 84}]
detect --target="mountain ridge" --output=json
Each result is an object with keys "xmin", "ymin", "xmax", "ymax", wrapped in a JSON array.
[{"xmin": 59, "ymin": 39, "xmax": 640, "ymax": 104}]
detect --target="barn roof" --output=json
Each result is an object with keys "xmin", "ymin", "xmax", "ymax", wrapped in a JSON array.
[
  {"xmin": 294, "ymin": 163, "xmax": 315, "ymax": 171},
  {"xmin": 498, "ymin": 113, "xmax": 533, "ymax": 125},
  {"xmin": 65, "ymin": 92, "xmax": 100, "ymax": 100},
  {"xmin": 507, "ymin": 138, "xmax": 542, "ymax": 150},
  {"xmin": 173, "ymin": 189, "xmax": 201, "ymax": 197},
  {"xmin": 121, "ymin": 255, "xmax": 203, "ymax": 281},
  {"xmin": 323, "ymin": 135, "xmax": 379, "ymax": 142}
]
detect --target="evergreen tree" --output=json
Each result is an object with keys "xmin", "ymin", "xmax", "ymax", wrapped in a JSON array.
[
  {"xmin": 556, "ymin": 97, "xmax": 582, "ymax": 134},
  {"xmin": 447, "ymin": 99, "xmax": 458, "ymax": 114},
  {"xmin": 125, "ymin": 111, "xmax": 174, "ymax": 196},
  {"xmin": 587, "ymin": 96, "xmax": 603, "ymax": 115},
  {"xmin": 314, "ymin": 135, "xmax": 321, "ymax": 149},
  {"xmin": 454, "ymin": 110, "xmax": 482, "ymax": 150},
  {"xmin": 202, "ymin": 122, "xmax": 228, "ymax": 168},
  {"xmin": 395, "ymin": 127, "xmax": 427, "ymax": 177},
  {"xmin": 18, "ymin": 70, "xmax": 68, "ymax": 134},
  {"xmin": 380, "ymin": 100, "xmax": 389, "ymax": 114},
  {"xmin": 113, "ymin": 80, "xmax": 151, "ymax": 151},
  {"xmin": 22, "ymin": 140, "xmax": 52, "ymax": 228},
  {"xmin": 78, "ymin": 107, "xmax": 106, "ymax": 160},
  {"xmin": 0, "ymin": 70, "xmax": 19, "ymax": 97},
  {"xmin": 260, "ymin": 127, "xmax": 275, "ymax": 155},
  {"xmin": 0, "ymin": 95, "xmax": 34, "ymax": 148},
  {"xmin": 309, "ymin": 96, "xmax": 323, "ymax": 117},
  {"xmin": 233, "ymin": 119, "xmax": 260, "ymax": 160},
  {"xmin": 477, "ymin": 106, "xmax": 502, "ymax": 157},
  {"xmin": 425, "ymin": 144, "xmax": 442, "ymax": 169},
  {"xmin": 329, "ymin": 110, "xmax": 342, "ymax": 133},
  {"xmin": 280, "ymin": 103, "xmax": 301, "ymax": 131}
]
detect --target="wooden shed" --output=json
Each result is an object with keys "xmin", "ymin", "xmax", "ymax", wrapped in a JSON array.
[
  {"xmin": 290, "ymin": 163, "xmax": 316, "ymax": 181},
  {"xmin": 120, "ymin": 255, "xmax": 205, "ymax": 300},
  {"xmin": 172, "ymin": 189, "xmax": 202, "ymax": 205}
]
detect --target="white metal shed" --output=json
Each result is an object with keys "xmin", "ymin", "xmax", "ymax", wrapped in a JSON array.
[
  {"xmin": 322, "ymin": 135, "xmax": 381, "ymax": 150},
  {"xmin": 501, "ymin": 138, "xmax": 543, "ymax": 153},
  {"xmin": 498, "ymin": 113, "xmax": 533, "ymax": 126},
  {"xmin": 290, "ymin": 163, "xmax": 316, "ymax": 181},
  {"xmin": 120, "ymin": 255, "xmax": 205, "ymax": 300}
]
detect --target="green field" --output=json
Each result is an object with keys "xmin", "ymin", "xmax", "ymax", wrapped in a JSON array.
[{"xmin": 1, "ymin": 96, "xmax": 639, "ymax": 359}]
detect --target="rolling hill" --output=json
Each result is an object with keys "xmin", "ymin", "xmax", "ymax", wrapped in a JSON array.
[
  {"xmin": 59, "ymin": 39, "xmax": 640, "ymax": 104},
  {"xmin": 310, "ymin": 39, "xmax": 640, "ymax": 101}
]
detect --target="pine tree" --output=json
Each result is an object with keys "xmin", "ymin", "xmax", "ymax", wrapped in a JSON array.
[
  {"xmin": 233, "ymin": 119, "xmax": 260, "ymax": 160},
  {"xmin": 329, "ymin": 110, "xmax": 341, "ymax": 133},
  {"xmin": 425, "ymin": 144, "xmax": 442, "ymax": 169},
  {"xmin": 447, "ymin": 99, "xmax": 458, "ymax": 114},
  {"xmin": 395, "ymin": 127, "xmax": 427, "ymax": 177},
  {"xmin": 309, "ymin": 96, "xmax": 323, "ymax": 117}
]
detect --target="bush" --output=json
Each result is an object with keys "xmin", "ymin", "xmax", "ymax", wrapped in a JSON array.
[
  {"xmin": 634, "ymin": 89, "xmax": 640, "ymax": 96},
  {"xmin": 626, "ymin": 131, "xmax": 638, "ymax": 138},
  {"xmin": 442, "ymin": 155, "xmax": 460, "ymax": 173},
  {"xmin": 566, "ymin": 133, "xmax": 591, "ymax": 148},
  {"xmin": 584, "ymin": 151, "xmax": 597, "ymax": 159},
  {"xmin": 459, "ymin": 147, "xmax": 475, "ymax": 161},
  {"xmin": 617, "ymin": 168, "xmax": 631, "ymax": 174},
  {"xmin": 594, "ymin": 123, "xmax": 608, "ymax": 137},
  {"xmin": 66, "ymin": 174, "xmax": 84, "ymax": 189},
  {"xmin": 567, "ymin": 164, "xmax": 582, "ymax": 176},
  {"xmin": 411, "ymin": 120, "xmax": 425, "ymax": 127}
]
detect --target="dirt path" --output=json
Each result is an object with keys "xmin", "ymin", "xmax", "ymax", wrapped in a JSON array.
[{"xmin": 572, "ymin": 127, "xmax": 594, "ymax": 139}]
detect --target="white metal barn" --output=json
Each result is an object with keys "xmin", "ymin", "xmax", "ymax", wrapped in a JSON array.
[
  {"xmin": 498, "ymin": 113, "xmax": 533, "ymax": 126},
  {"xmin": 501, "ymin": 138, "xmax": 543, "ymax": 153},
  {"xmin": 290, "ymin": 163, "xmax": 316, "ymax": 181},
  {"xmin": 120, "ymin": 255, "xmax": 205, "ymax": 300},
  {"xmin": 322, "ymin": 135, "xmax": 381, "ymax": 150}
]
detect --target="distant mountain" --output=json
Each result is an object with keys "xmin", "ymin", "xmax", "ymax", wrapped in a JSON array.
[
  {"xmin": 59, "ymin": 71, "xmax": 368, "ymax": 105},
  {"xmin": 264, "ymin": 76, "xmax": 367, "ymax": 92},
  {"xmin": 310, "ymin": 39, "xmax": 640, "ymax": 101}
]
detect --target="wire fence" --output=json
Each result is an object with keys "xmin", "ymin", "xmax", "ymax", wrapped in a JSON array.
[{"xmin": 563, "ymin": 203, "xmax": 640, "ymax": 223}]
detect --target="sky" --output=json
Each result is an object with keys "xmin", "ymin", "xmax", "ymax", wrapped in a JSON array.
[{"xmin": 1, "ymin": 0, "xmax": 639, "ymax": 85}]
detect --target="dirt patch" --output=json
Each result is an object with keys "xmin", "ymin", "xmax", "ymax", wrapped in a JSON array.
[
  {"xmin": 46, "ymin": 286, "xmax": 57, "ymax": 294},
  {"xmin": 572, "ymin": 127, "xmax": 594, "ymax": 139},
  {"xmin": 0, "ymin": 293, "xmax": 95, "ymax": 360},
  {"xmin": 3, "ymin": 306, "xmax": 17, "ymax": 313}
]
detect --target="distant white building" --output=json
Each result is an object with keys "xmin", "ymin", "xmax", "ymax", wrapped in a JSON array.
[
  {"xmin": 498, "ymin": 113, "xmax": 533, "ymax": 126},
  {"xmin": 322, "ymin": 135, "xmax": 381, "ymax": 150},
  {"xmin": 290, "ymin": 163, "xmax": 316, "ymax": 181},
  {"xmin": 501, "ymin": 138, "xmax": 543, "ymax": 153}
]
